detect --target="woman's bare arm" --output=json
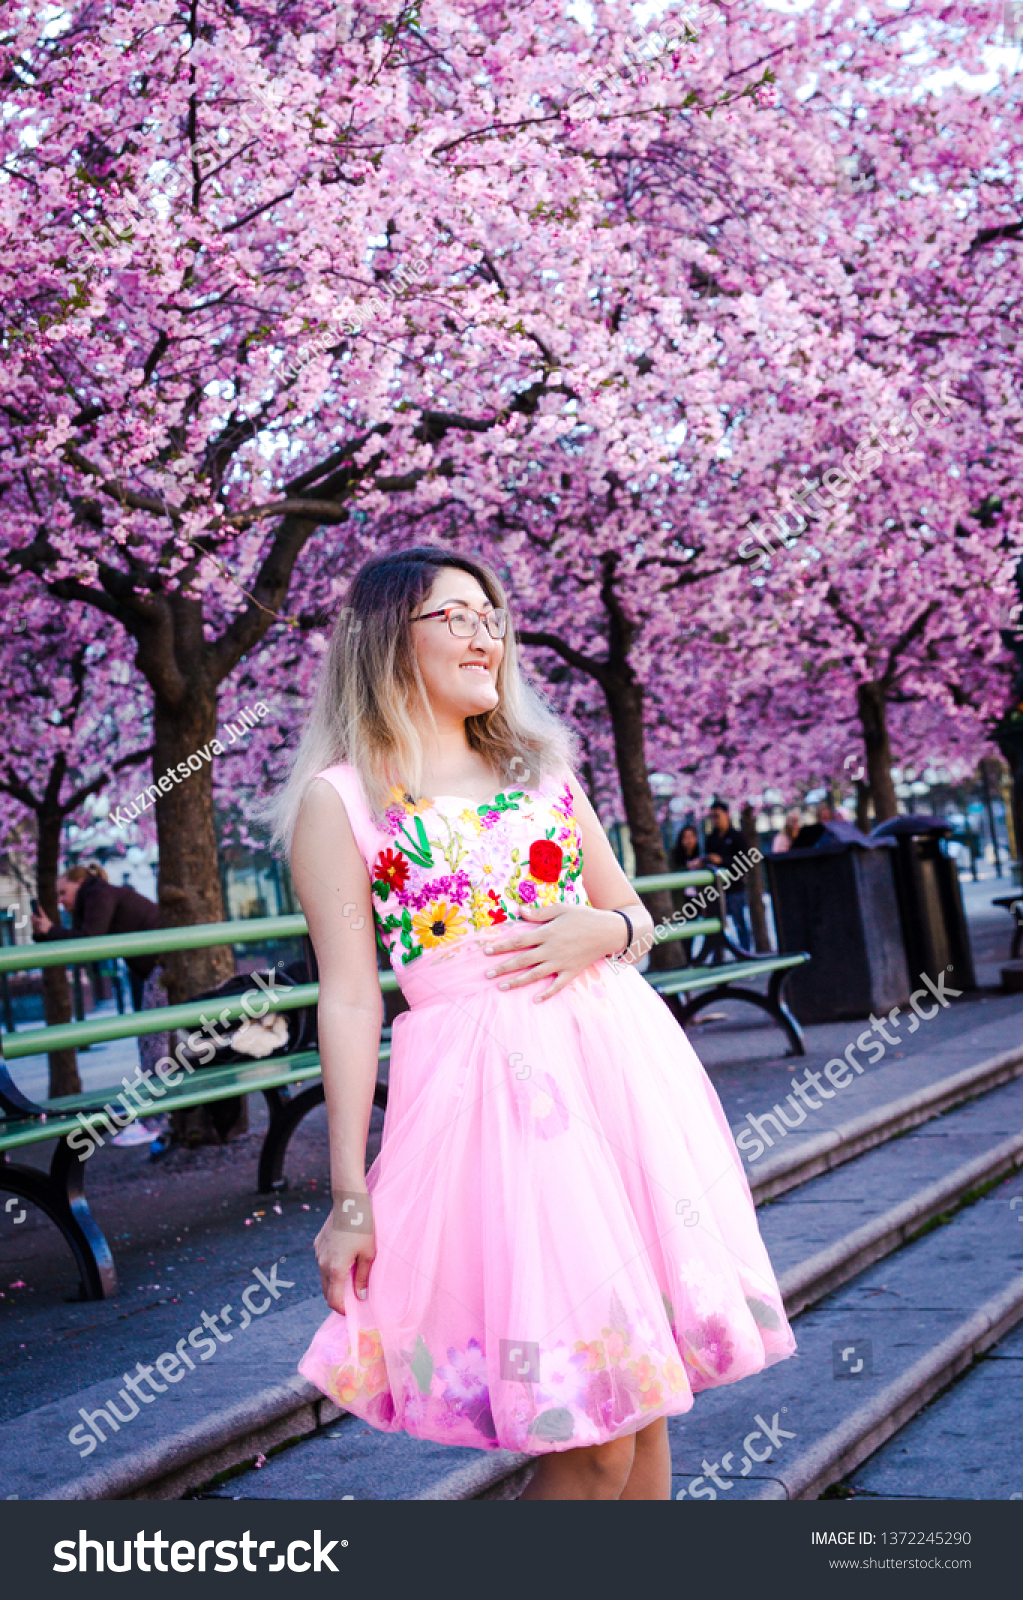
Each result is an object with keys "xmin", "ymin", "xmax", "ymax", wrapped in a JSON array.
[
  {"xmin": 567, "ymin": 772, "xmax": 654, "ymax": 950},
  {"xmin": 290, "ymin": 778, "xmax": 382, "ymax": 1311}
]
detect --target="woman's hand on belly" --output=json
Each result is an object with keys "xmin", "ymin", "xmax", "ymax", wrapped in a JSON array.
[{"xmin": 481, "ymin": 903, "xmax": 631, "ymax": 1002}]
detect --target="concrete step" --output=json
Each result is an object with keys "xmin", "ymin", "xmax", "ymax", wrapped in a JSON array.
[
  {"xmin": 763, "ymin": 1073, "xmax": 1023, "ymax": 1315},
  {"xmin": 841, "ymin": 1319, "xmax": 1023, "ymax": 1500},
  {"xmin": 667, "ymin": 1174, "xmax": 1023, "ymax": 1501},
  {"xmin": 745, "ymin": 1034, "xmax": 1023, "ymax": 1205}
]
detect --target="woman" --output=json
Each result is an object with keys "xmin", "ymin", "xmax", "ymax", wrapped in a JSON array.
[
  {"xmin": 771, "ymin": 809, "xmax": 802, "ymax": 854},
  {"xmin": 273, "ymin": 547, "xmax": 795, "ymax": 1501},
  {"xmin": 670, "ymin": 823, "xmax": 702, "ymax": 873}
]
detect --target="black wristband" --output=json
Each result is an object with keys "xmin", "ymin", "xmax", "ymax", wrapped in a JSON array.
[{"xmin": 611, "ymin": 908, "xmax": 633, "ymax": 958}]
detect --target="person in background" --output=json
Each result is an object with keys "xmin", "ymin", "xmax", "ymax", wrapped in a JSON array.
[
  {"xmin": 670, "ymin": 824, "xmax": 705, "ymax": 964},
  {"xmin": 31, "ymin": 863, "xmax": 161, "ymax": 1009},
  {"xmin": 31, "ymin": 865, "xmax": 167, "ymax": 1095},
  {"xmin": 792, "ymin": 800, "xmax": 836, "ymax": 852},
  {"xmin": 671, "ymin": 823, "xmax": 703, "ymax": 872},
  {"xmin": 703, "ymin": 799, "xmax": 753, "ymax": 952},
  {"xmin": 772, "ymin": 809, "xmax": 802, "ymax": 853}
]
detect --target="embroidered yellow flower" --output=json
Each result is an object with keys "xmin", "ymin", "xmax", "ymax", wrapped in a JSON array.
[
  {"xmin": 573, "ymin": 1339, "xmax": 607, "ymax": 1372},
  {"xmin": 386, "ymin": 784, "xmax": 433, "ymax": 814},
  {"xmin": 469, "ymin": 889, "xmax": 497, "ymax": 927},
  {"xmin": 329, "ymin": 1363, "xmax": 363, "ymax": 1405},
  {"xmin": 537, "ymin": 879, "xmax": 560, "ymax": 907},
  {"xmin": 663, "ymin": 1358, "xmax": 687, "ymax": 1395},
  {"xmin": 412, "ymin": 899, "xmax": 469, "ymax": 949},
  {"xmin": 459, "ymin": 808, "xmax": 485, "ymax": 835}
]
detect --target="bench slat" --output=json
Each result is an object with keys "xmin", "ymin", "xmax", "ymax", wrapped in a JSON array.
[
  {"xmin": 646, "ymin": 953, "xmax": 810, "ymax": 998},
  {"xmin": 0, "ymin": 1042, "xmax": 393, "ymax": 1152},
  {"xmin": 1, "ymin": 981, "xmax": 322, "ymax": 1060},
  {"xmin": 0, "ymin": 913, "xmax": 311, "ymax": 973}
]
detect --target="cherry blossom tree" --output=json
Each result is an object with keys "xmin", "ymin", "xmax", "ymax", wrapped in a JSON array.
[
  {"xmin": 3, "ymin": 0, "xmax": 1021, "ymax": 995},
  {"xmin": 0, "ymin": 589, "xmax": 150, "ymax": 1093}
]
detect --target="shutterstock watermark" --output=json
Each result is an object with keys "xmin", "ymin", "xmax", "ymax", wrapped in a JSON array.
[
  {"xmin": 67, "ymin": 968, "xmax": 293, "ymax": 1162},
  {"xmin": 737, "ymin": 379, "xmax": 965, "ymax": 568},
  {"xmin": 280, "ymin": 259, "xmax": 429, "ymax": 378},
  {"xmin": 675, "ymin": 1407, "xmax": 797, "ymax": 1498},
  {"xmin": 735, "ymin": 967, "xmax": 961, "ymax": 1163},
  {"xmin": 67, "ymin": 1259, "xmax": 297, "ymax": 1458},
  {"xmin": 569, "ymin": 4, "xmax": 709, "ymax": 107}
]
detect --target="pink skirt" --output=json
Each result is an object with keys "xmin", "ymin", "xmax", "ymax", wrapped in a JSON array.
[{"xmin": 298, "ymin": 933, "xmax": 796, "ymax": 1455}]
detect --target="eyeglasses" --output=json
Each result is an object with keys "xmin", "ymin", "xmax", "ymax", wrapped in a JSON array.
[{"xmin": 411, "ymin": 606, "xmax": 509, "ymax": 640}]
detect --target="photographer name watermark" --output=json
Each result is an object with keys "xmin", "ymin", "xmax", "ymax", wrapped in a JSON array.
[{"xmin": 111, "ymin": 702, "xmax": 269, "ymax": 830}]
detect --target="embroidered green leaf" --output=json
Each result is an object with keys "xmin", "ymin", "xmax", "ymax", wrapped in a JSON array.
[
  {"xmin": 409, "ymin": 1334, "xmax": 434, "ymax": 1395},
  {"xmin": 371, "ymin": 879, "xmax": 390, "ymax": 900},
  {"xmin": 746, "ymin": 1296, "xmax": 782, "ymax": 1331},
  {"xmin": 479, "ymin": 790, "xmax": 525, "ymax": 817},
  {"xmin": 528, "ymin": 1407, "xmax": 575, "ymax": 1442},
  {"xmin": 394, "ymin": 813, "xmax": 433, "ymax": 867}
]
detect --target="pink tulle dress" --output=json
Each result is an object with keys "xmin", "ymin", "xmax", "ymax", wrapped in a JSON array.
[{"xmin": 298, "ymin": 763, "xmax": 796, "ymax": 1455}]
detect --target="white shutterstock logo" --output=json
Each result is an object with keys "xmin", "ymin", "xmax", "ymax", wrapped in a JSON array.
[{"xmin": 842, "ymin": 753, "xmax": 865, "ymax": 783}]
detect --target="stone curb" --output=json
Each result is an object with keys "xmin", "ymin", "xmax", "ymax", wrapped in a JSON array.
[
  {"xmin": 411, "ymin": 1452, "xmax": 533, "ymax": 1501},
  {"xmin": 777, "ymin": 1130, "xmax": 1023, "ymax": 1318},
  {"xmin": 751, "ymin": 1272, "xmax": 1023, "ymax": 1501},
  {"xmin": 46, "ymin": 1376, "xmax": 339, "ymax": 1503},
  {"xmin": 747, "ymin": 1043, "xmax": 1023, "ymax": 1205}
]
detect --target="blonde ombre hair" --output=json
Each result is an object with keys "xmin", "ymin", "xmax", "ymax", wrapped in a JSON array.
[{"xmin": 266, "ymin": 546, "xmax": 577, "ymax": 850}]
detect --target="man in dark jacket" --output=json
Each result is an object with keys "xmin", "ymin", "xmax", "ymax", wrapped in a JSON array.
[
  {"xmin": 704, "ymin": 800, "xmax": 752, "ymax": 952},
  {"xmin": 32, "ymin": 865, "xmax": 161, "ymax": 1011}
]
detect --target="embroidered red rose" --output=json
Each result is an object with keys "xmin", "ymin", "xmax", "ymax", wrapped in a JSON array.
[
  {"xmin": 372, "ymin": 848, "xmax": 410, "ymax": 893},
  {"xmin": 528, "ymin": 839, "xmax": 563, "ymax": 883}
]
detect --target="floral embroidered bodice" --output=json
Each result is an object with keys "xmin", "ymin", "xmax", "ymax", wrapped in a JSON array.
[{"xmin": 317, "ymin": 764, "xmax": 590, "ymax": 970}]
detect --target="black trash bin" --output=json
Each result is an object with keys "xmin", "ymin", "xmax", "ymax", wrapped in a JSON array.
[
  {"xmin": 765, "ymin": 821, "xmax": 910, "ymax": 1023},
  {"xmin": 869, "ymin": 815, "xmax": 976, "ymax": 993}
]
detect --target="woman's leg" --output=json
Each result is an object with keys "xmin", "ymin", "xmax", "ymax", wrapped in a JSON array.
[
  {"xmin": 519, "ymin": 1435, "xmax": 636, "ymax": 1501},
  {"xmin": 619, "ymin": 1417, "xmax": 672, "ymax": 1501}
]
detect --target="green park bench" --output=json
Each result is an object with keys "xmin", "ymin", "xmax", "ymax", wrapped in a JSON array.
[
  {"xmin": 0, "ymin": 871, "xmax": 809, "ymax": 1299},
  {"xmin": 992, "ymin": 890, "xmax": 1023, "ymax": 960}
]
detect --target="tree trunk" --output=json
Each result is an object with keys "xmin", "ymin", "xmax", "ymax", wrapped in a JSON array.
[
  {"xmin": 855, "ymin": 779, "xmax": 872, "ymax": 835},
  {"xmin": 740, "ymin": 803, "xmax": 771, "ymax": 953},
  {"xmin": 151, "ymin": 672, "xmax": 234, "ymax": 1007},
  {"xmin": 856, "ymin": 681, "xmax": 898, "ymax": 823},
  {"xmin": 152, "ymin": 675, "xmax": 246, "ymax": 1145},
  {"xmin": 604, "ymin": 676, "xmax": 682, "ymax": 971},
  {"xmin": 36, "ymin": 807, "xmax": 80, "ymax": 1098}
]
